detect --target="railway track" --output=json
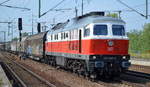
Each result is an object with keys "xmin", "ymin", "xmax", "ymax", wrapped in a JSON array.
[
  {"xmin": 96, "ymin": 69, "xmax": 150, "ymax": 87},
  {"xmin": 58, "ymin": 67, "xmax": 148, "ymax": 87},
  {"xmin": 0, "ymin": 61, "xmax": 26, "ymax": 87},
  {"xmin": 125, "ymin": 70, "xmax": 150, "ymax": 79},
  {"xmin": 130, "ymin": 64, "xmax": 150, "ymax": 74},
  {"xmin": 2, "ymin": 51, "xmax": 150, "ymax": 87},
  {"xmin": 0, "ymin": 55, "xmax": 56, "ymax": 87},
  {"xmin": 97, "ymin": 78, "xmax": 146, "ymax": 87},
  {"xmin": 119, "ymin": 70, "xmax": 150, "ymax": 87},
  {"xmin": 97, "ymin": 77, "xmax": 148, "ymax": 87}
]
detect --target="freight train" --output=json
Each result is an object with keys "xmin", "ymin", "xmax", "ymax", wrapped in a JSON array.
[{"xmin": 2, "ymin": 12, "xmax": 131, "ymax": 79}]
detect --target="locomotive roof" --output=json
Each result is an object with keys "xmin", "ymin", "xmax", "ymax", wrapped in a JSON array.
[{"xmin": 49, "ymin": 12, "xmax": 125, "ymax": 34}]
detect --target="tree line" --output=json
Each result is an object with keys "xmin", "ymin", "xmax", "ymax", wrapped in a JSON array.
[{"xmin": 128, "ymin": 23, "xmax": 150, "ymax": 54}]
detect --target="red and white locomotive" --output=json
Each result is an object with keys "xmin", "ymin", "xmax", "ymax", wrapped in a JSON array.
[
  {"xmin": 45, "ymin": 12, "xmax": 131, "ymax": 78},
  {"xmin": 4, "ymin": 12, "xmax": 130, "ymax": 79}
]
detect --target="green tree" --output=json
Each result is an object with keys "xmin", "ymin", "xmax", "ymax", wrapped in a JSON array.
[
  {"xmin": 22, "ymin": 32, "xmax": 28, "ymax": 37},
  {"xmin": 140, "ymin": 23, "xmax": 150, "ymax": 52},
  {"xmin": 12, "ymin": 32, "xmax": 29, "ymax": 41},
  {"xmin": 107, "ymin": 13, "xmax": 118, "ymax": 18},
  {"xmin": 128, "ymin": 30, "xmax": 142, "ymax": 53},
  {"xmin": 128, "ymin": 23, "xmax": 150, "ymax": 53},
  {"xmin": 12, "ymin": 37, "xmax": 18, "ymax": 41}
]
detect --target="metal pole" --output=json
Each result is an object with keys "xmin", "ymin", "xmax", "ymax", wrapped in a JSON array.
[
  {"xmin": 8, "ymin": 22, "xmax": 11, "ymax": 36},
  {"xmin": 32, "ymin": 13, "xmax": 34, "ymax": 35},
  {"xmin": 11, "ymin": 23, "xmax": 13, "ymax": 40},
  {"xmin": 0, "ymin": 31, "xmax": 6, "ymax": 50},
  {"xmin": 118, "ymin": 11, "xmax": 122, "ymax": 19},
  {"xmin": 39, "ymin": 0, "xmax": 41, "ymax": 18},
  {"xmin": 19, "ymin": 30, "xmax": 22, "ymax": 53},
  {"xmin": 75, "ymin": 7, "xmax": 78, "ymax": 17},
  {"xmin": 19, "ymin": 30, "xmax": 22, "ymax": 43},
  {"xmin": 82, "ymin": 0, "xmax": 83, "ymax": 15},
  {"xmin": 146, "ymin": 0, "xmax": 148, "ymax": 19},
  {"xmin": 4, "ymin": 31, "xmax": 6, "ymax": 51}
]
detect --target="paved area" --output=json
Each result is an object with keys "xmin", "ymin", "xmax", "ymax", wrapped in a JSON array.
[
  {"xmin": 0, "ymin": 65, "xmax": 12, "ymax": 87},
  {"xmin": 130, "ymin": 58, "xmax": 150, "ymax": 66}
]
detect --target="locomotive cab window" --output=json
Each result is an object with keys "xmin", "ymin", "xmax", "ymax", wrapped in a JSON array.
[
  {"xmin": 84, "ymin": 28, "xmax": 90, "ymax": 37},
  {"xmin": 93, "ymin": 25, "xmax": 107, "ymax": 35},
  {"xmin": 112, "ymin": 25, "xmax": 125, "ymax": 36}
]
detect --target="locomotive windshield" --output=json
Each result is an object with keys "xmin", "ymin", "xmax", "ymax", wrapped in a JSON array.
[
  {"xmin": 93, "ymin": 25, "xmax": 107, "ymax": 35},
  {"xmin": 112, "ymin": 25, "xmax": 125, "ymax": 36}
]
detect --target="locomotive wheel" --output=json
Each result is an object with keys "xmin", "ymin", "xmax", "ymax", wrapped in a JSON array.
[
  {"xmin": 90, "ymin": 73, "xmax": 97, "ymax": 81},
  {"xmin": 83, "ymin": 71, "xmax": 89, "ymax": 80}
]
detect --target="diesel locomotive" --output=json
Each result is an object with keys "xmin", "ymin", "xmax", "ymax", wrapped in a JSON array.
[
  {"xmin": 4, "ymin": 12, "xmax": 131, "ymax": 79},
  {"xmin": 45, "ymin": 12, "xmax": 131, "ymax": 78}
]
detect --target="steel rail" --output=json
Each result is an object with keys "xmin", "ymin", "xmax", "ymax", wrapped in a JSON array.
[
  {"xmin": 125, "ymin": 70, "xmax": 150, "ymax": 79},
  {"xmin": 0, "ymin": 61, "xmax": 27, "ymax": 87},
  {"xmin": 12, "ymin": 60, "xmax": 56, "ymax": 87},
  {"xmin": 1, "ymin": 52, "xmax": 57, "ymax": 87}
]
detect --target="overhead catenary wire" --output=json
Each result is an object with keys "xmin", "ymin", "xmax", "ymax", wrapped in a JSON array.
[
  {"xmin": 116, "ymin": 0, "xmax": 148, "ymax": 19},
  {"xmin": 0, "ymin": 0, "xmax": 11, "ymax": 5},
  {"xmin": 124, "ymin": 2, "xmax": 150, "ymax": 10},
  {"xmin": 117, "ymin": 2, "xmax": 150, "ymax": 12},
  {"xmin": 40, "ymin": 0, "xmax": 67, "ymax": 18},
  {"xmin": 102, "ymin": 1, "xmax": 150, "ymax": 19},
  {"xmin": 0, "ymin": 0, "xmax": 30, "ymax": 11},
  {"xmin": 0, "ymin": 4, "xmax": 31, "ymax": 11}
]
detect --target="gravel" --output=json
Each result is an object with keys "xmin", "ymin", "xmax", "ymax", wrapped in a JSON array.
[{"xmin": 3, "ymin": 52, "xmax": 104, "ymax": 87}]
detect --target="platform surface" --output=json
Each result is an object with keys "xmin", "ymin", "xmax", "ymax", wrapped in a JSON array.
[
  {"xmin": 0, "ymin": 65, "xmax": 12, "ymax": 87},
  {"xmin": 130, "ymin": 58, "xmax": 150, "ymax": 66}
]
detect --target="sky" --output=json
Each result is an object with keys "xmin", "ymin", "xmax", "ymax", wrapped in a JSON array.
[{"xmin": 0, "ymin": 0, "xmax": 150, "ymax": 41}]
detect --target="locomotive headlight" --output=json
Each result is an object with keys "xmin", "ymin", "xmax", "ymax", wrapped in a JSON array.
[
  {"xmin": 108, "ymin": 40, "xmax": 114, "ymax": 46},
  {"xmin": 123, "ymin": 56, "xmax": 126, "ymax": 59},
  {"xmin": 122, "ymin": 55, "xmax": 130, "ymax": 60},
  {"xmin": 93, "ymin": 56, "xmax": 96, "ymax": 59}
]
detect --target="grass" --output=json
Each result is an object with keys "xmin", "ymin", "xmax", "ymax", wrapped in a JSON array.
[
  {"xmin": 130, "ymin": 53, "xmax": 150, "ymax": 59},
  {"xmin": 0, "ymin": 79, "xmax": 2, "ymax": 87}
]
